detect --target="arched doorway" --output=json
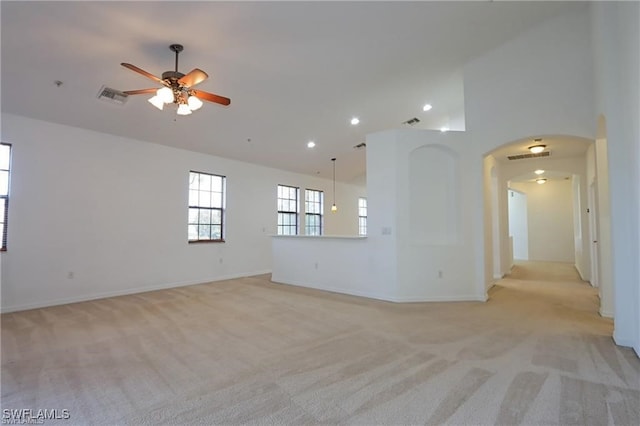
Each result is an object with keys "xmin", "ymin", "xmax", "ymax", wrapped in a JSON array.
[{"xmin": 483, "ymin": 135, "xmax": 597, "ymax": 295}]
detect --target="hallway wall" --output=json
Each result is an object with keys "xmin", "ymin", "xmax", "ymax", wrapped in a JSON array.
[
  {"xmin": 510, "ymin": 180, "xmax": 575, "ymax": 263},
  {"xmin": 591, "ymin": 2, "xmax": 640, "ymax": 352},
  {"xmin": 507, "ymin": 189, "xmax": 528, "ymax": 261}
]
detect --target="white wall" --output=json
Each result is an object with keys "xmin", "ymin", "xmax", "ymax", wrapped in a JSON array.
[
  {"xmin": 591, "ymin": 1, "xmax": 640, "ymax": 352},
  {"xmin": 0, "ymin": 113, "xmax": 365, "ymax": 312},
  {"xmin": 511, "ymin": 180, "xmax": 575, "ymax": 263},
  {"xmin": 366, "ymin": 129, "xmax": 484, "ymax": 302},
  {"xmin": 271, "ymin": 236, "xmax": 372, "ymax": 299},
  {"xmin": 508, "ymin": 189, "xmax": 528, "ymax": 260},
  {"xmin": 464, "ymin": 5, "xmax": 595, "ymax": 144},
  {"xmin": 500, "ymin": 155, "xmax": 590, "ymax": 274},
  {"xmin": 395, "ymin": 130, "xmax": 481, "ymax": 301}
]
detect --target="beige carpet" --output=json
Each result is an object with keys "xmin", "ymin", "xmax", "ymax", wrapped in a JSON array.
[{"xmin": 1, "ymin": 261, "xmax": 638, "ymax": 425}]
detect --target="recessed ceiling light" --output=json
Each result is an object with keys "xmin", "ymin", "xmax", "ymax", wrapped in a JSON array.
[
  {"xmin": 534, "ymin": 169, "xmax": 545, "ymax": 175},
  {"xmin": 440, "ymin": 126, "xmax": 449, "ymax": 132},
  {"xmin": 307, "ymin": 141, "xmax": 316, "ymax": 148},
  {"xmin": 422, "ymin": 104, "xmax": 432, "ymax": 112},
  {"xmin": 529, "ymin": 145, "xmax": 546, "ymax": 154},
  {"xmin": 350, "ymin": 117, "xmax": 360, "ymax": 125},
  {"xmin": 536, "ymin": 177, "xmax": 547, "ymax": 184}
]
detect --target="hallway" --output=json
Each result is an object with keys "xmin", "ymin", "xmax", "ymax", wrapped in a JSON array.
[{"xmin": 491, "ymin": 260, "xmax": 608, "ymax": 336}]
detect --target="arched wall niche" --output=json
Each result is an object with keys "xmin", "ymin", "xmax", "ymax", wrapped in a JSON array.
[{"xmin": 408, "ymin": 144, "xmax": 460, "ymax": 245}]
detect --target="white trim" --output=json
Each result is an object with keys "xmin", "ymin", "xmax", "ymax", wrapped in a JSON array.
[
  {"xmin": 389, "ymin": 294, "xmax": 488, "ymax": 303},
  {"xmin": 574, "ymin": 263, "xmax": 588, "ymax": 281},
  {"xmin": 599, "ymin": 308, "xmax": 614, "ymax": 318},
  {"xmin": 270, "ymin": 278, "xmax": 487, "ymax": 303},
  {"xmin": 270, "ymin": 279, "xmax": 393, "ymax": 302},
  {"xmin": 0, "ymin": 270, "xmax": 271, "ymax": 313},
  {"xmin": 612, "ymin": 334, "xmax": 637, "ymax": 350}
]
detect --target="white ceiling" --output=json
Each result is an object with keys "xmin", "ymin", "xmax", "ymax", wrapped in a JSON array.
[{"xmin": 1, "ymin": 1, "xmax": 585, "ymax": 182}]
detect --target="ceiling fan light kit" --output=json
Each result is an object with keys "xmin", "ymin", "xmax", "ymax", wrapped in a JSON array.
[{"xmin": 121, "ymin": 44, "xmax": 230, "ymax": 116}]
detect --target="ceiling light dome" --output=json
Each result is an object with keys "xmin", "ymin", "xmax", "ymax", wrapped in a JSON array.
[
  {"xmin": 148, "ymin": 95, "xmax": 164, "ymax": 110},
  {"xmin": 188, "ymin": 95, "xmax": 203, "ymax": 111},
  {"xmin": 177, "ymin": 103, "xmax": 192, "ymax": 115},
  {"xmin": 536, "ymin": 177, "xmax": 547, "ymax": 184},
  {"xmin": 157, "ymin": 87, "xmax": 174, "ymax": 104},
  {"xmin": 422, "ymin": 104, "xmax": 432, "ymax": 111},
  {"xmin": 529, "ymin": 144, "xmax": 546, "ymax": 154},
  {"xmin": 534, "ymin": 169, "xmax": 545, "ymax": 175}
]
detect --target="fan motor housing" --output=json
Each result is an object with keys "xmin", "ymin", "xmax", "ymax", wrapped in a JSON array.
[{"xmin": 162, "ymin": 71, "xmax": 185, "ymax": 81}]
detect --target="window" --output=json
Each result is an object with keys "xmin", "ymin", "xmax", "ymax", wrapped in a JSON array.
[
  {"xmin": 277, "ymin": 184, "xmax": 299, "ymax": 235},
  {"xmin": 188, "ymin": 171, "xmax": 225, "ymax": 242},
  {"xmin": 0, "ymin": 143, "xmax": 10, "ymax": 251},
  {"xmin": 358, "ymin": 197, "xmax": 367, "ymax": 236},
  {"xmin": 305, "ymin": 189, "xmax": 323, "ymax": 235}
]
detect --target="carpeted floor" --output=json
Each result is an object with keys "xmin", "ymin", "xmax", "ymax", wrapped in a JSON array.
[{"xmin": 1, "ymin": 261, "xmax": 638, "ymax": 425}]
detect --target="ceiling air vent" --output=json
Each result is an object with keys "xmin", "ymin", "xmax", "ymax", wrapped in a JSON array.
[
  {"xmin": 354, "ymin": 142, "xmax": 366, "ymax": 149},
  {"xmin": 403, "ymin": 117, "xmax": 420, "ymax": 126},
  {"xmin": 507, "ymin": 151, "xmax": 550, "ymax": 161},
  {"xmin": 97, "ymin": 85, "xmax": 128, "ymax": 105}
]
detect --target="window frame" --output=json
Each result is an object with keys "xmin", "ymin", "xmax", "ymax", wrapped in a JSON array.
[
  {"xmin": 188, "ymin": 170, "xmax": 226, "ymax": 243},
  {"xmin": 0, "ymin": 143, "xmax": 10, "ymax": 251},
  {"xmin": 304, "ymin": 188, "xmax": 324, "ymax": 236},
  {"xmin": 277, "ymin": 184, "xmax": 299, "ymax": 235},
  {"xmin": 358, "ymin": 197, "xmax": 367, "ymax": 236}
]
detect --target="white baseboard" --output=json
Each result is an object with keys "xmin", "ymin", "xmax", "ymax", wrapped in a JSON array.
[
  {"xmin": 574, "ymin": 263, "xmax": 588, "ymax": 281},
  {"xmin": 613, "ymin": 335, "xmax": 637, "ymax": 349},
  {"xmin": 599, "ymin": 308, "xmax": 614, "ymax": 318},
  {"xmin": 270, "ymin": 278, "xmax": 393, "ymax": 302},
  {"xmin": 1, "ymin": 270, "xmax": 271, "ymax": 314},
  {"xmin": 389, "ymin": 294, "xmax": 487, "ymax": 303},
  {"xmin": 270, "ymin": 278, "xmax": 486, "ymax": 303}
]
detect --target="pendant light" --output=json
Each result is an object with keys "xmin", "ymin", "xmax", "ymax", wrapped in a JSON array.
[{"xmin": 331, "ymin": 158, "xmax": 338, "ymax": 212}]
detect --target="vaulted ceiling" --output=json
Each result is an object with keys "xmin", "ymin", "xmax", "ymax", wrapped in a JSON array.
[{"xmin": 1, "ymin": 1, "xmax": 584, "ymax": 182}]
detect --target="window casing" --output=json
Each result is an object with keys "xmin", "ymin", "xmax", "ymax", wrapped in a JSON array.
[
  {"xmin": 0, "ymin": 143, "xmax": 10, "ymax": 251},
  {"xmin": 305, "ymin": 189, "xmax": 323, "ymax": 235},
  {"xmin": 277, "ymin": 184, "xmax": 299, "ymax": 235},
  {"xmin": 188, "ymin": 171, "xmax": 226, "ymax": 243},
  {"xmin": 358, "ymin": 197, "xmax": 367, "ymax": 236}
]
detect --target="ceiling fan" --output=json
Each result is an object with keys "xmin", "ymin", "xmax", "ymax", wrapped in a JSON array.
[{"xmin": 121, "ymin": 44, "xmax": 230, "ymax": 115}]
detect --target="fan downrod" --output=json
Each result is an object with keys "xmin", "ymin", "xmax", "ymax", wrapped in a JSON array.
[{"xmin": 169, "ymin": 43, "xmax": 184, "ymax": 74}]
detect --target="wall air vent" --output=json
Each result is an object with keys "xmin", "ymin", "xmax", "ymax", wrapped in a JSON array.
[
  {"xmin": 403, "ymin": 117, "xmax": 420, "ymax": 126},
  {"xmin": 507, "ymin": 151, "xmax": 550, "ymax": 161},
  {"xmin": 354, "ymin": 142, "xmax": 366, "ymax": 149},
  {"xmin": 97, "ymin": 86, "xmax": 128, "ymax": 105}
]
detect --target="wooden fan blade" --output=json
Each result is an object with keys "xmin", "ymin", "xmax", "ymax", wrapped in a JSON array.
[
  {"xmin": 123, "ymin": 88, "xmax": 158, "ymax": 95},
  {"xmin": 178, "ymin": 69, "xmax": 208, "ymax": 87},
  {"xmin": 121, "ymin": 63, "xmax": 165, "ymax": 85},
  {"xmin": 192, "ymin": 89, "xmax": 231, "ymax": 106}
]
